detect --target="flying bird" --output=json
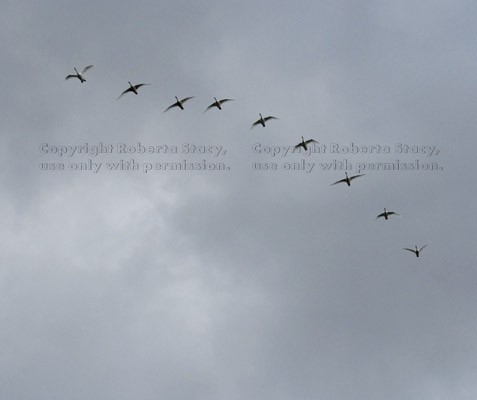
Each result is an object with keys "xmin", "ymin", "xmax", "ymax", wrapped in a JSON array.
[
  {"xmin": 330, "ymin": 172, "xmax": 365, "ymax": 187},
  {"xmin": 376, "ymin": 208, "xmax": 400, "ymax": 220},
  {"xmin": 251, "ymin": 113, "xmax": 278, "ymax": 129},
  {"xmin": 294, "ymin": 136, "xmax": 319, "ymax": 151},
  {"xmin": 117, "ymin": 81, "xmax": 151, "ymax": 100},
  {"xmin": 65, "ymin": 65, "xmax": 94, "ymax": 83},
  {"xmin": 402, "ymin": 244, "xmax": 429, "ymax": 257},
  {"xmin": 164, "ymin": 96, "xmax": 195, "ymax": 112},
  {"xmin": 204, "ymin": 97, "xmax": 234, "ymax": 112}
]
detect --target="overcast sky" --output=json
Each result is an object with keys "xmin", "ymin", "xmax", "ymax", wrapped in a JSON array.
[{"xmin": 1, "ymin": 1, "xmax": 477, "ymax": 399}]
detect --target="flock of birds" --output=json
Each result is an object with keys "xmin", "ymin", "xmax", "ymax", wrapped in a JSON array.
[
  {"xmin": 66, "ymin": 65, "xmax": 429, "ymax": 258},
  {"xmin": 328, "ymin": 173, "xmax": 429, "ymax": 257}
]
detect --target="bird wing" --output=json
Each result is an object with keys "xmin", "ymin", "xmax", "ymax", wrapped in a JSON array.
[
  {"xmin": 219, "ymin": 98, "xmax": 234, "ymax": 104},
  {"xmin": 388, "ymin": 212, "xmax": 399, "ymax": 216},
  {"xmin": 164, "ymin": 103, "xmax": 179, "ymax": 112},
  {"xmin": 65, "ymin": 74, "xmax": 77, "ymax": 80},
  {"xmin": 204, "ymin": 103, "xmax": 216, "ymax": 113},
  {"xmin": 305, "ymin": 139, "xmax": 318, "ymax": 145},
  {"xmin": 294, "ymin": 143, "xmax": 304, "ymax": 150},
  {"xmin": 116, "ymin": 88, "xmax": 131, "ymax": 100},
  {"xmin": 349, "ymin": 174, "xmax": 365, "ymax": 181},
  {"xmin": 81, "ymin": 65, "xmax": 94, "ymax": 74},
  {"xmin": 330, "ymin": 178, "xmax": 347, "ymax": 186},
  {"xmin": 402, "ymin": 248, "xmax": 416, "ymax": 253},
  {"xmin": 250, "ymin": 120, "xmax": 261, "ymax": 129},
  {"xmin": 376, "ymin": 213, "xmax": 385, "ymax": 219},
  {"xmin": 134, "ymin": 83, "xmax": 151, "ymax": 89},
  {"xmin": 180, "ymin": 96, "xmax": 195, "ymax": 103},
  {"xmin": 264, "ymin": 116, "xmax": 278, "ymax": 122},
  {"xmin": 419, "ymin": 244, "xmax": 429, "ymax": 252}
]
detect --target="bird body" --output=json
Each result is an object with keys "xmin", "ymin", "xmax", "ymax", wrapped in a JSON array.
[
  {"xmin": 65, "ymin": 65, "xmax": 94, "ymax": 83},
  {"xmin": 117, "ymin": 81, "xmax": 151, "ymax": 100},
  {"xmin": 402, "ymin": 244, "xmax": 429, "ymax": 257},
  {"xmin": 294, "ymin": 136, "xmax": 318, "ymax": 151},
  {"xmin": 251, "ymin": 113, "xmax": 278, "ymax": 129},
  {"xmin": 164, "ymin": 96, "xmax": 195, "ymax": 112},
  {"xmin": 331, "ymin": 172, "xmax": 365, "ymax": 186},
  {"xmin": 204, "ymin": 97, "xmax": 234, "ymax": 112},
  {"xmin": 376, "ymin": 208, "xmax": 399, "ymax": 220}
]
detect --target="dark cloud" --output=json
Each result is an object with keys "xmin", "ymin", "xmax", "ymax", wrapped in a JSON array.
[{"xmin": 1, "ymin": 1, "xmax": 476, "ymax": 399}]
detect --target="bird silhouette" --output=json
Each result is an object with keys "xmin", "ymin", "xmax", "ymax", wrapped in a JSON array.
[
  {"xmin": 117, "ymin": 81, "xmax": 151, "ymax": 100},
  {"xmin": 376, "ymin": 208, "xmax": 399, "ymax": 220},
  {"xmin": 294, "ymin": 136, "xmax": 318, "ymax": 151},
  {"xmin": 65, "ymin": 65, "xmax": 94, "ymax": 83},
  {"xmin": 330, "ymin": 172, "xmax": 365, "ymax": 187},
  {"xmin": 164, "ymin": 96, "xmax": 195, "ymax": 112},
  {"xmin": 251, "ymin": 113, "xmax": 278, "ymax": 129},
  {"xmin": 204, "ymin": 97, "xmax": 234, "ymax": 112},
  {"xmin": 402, "ymin": 244, "xmax": 429, "ymax": 257}
]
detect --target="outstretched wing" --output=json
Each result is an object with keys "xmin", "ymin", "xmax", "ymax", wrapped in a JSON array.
[
  {"xmin": 402, "ymin": 248, "xmax": 416, "ymax": 253},
  {"xmin": 81, "ymin": 65, "xmax": 94, "ymax": 74},
  {"xmin": 250, "ymin": 120, "xmax": 261, "ymax": 129},
  {"xmin": 349, "ymin": 174, "xmax": 365, "ymax": 181},
  {"xmin": 134, "ymin": 83, "xmax": 151, "ymax": 90},
  {"xmin": 204, "ymin": 103, "xmax": 216, "ymax": 113},
  {"xmin": 164, "ymin": 103, "xmax": 179, "ymax": 112},
  {"xmin": 65, "ymin": 74, "xmax": 77, "ymax": 80},
  {"xmin": 330, "ymin": 178, "xmax": 347, "ymax": 186},
  {"xmin": 219, "ymin": 98, "xmax": 234, "ymax": 105},
  {"xmin": 419, "ymin": 244, "xmax": 429, "ymax": 252},
  {"xmin": 305, "ymin": 139, "xmax": 318, "ymax": 145},
  {"xmin": 264, "ymin": 116, "xmax": 278, "ymax": 122},
  {"xmin": 117, "ymin": 88, "xmax": 131, "ymax": 100},
  {"xmin": 180, "ymin": 96, "xmax": 195, "ymax": 104}
]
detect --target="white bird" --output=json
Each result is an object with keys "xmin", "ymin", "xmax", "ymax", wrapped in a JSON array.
[
  {"xmin": 376, "ymin": 208, "xmax": 399, "ymax": 220},
  {"xmin": 294, "ymin": 136, "xmax": 318, "ymax": 151},
  {"xmin": 204, "ymin": 97, "xmax": 234, "ymax": 112},
  {"xmin": 330, "ymin": 172, "xmax": 365, "ymax": 187},
  {"xmin": 402, "ymin": 244, "xmax": 429, "ymax": 257},
  {"xmin": 251, "ymin": 113, "xmax": 278, "ymax": 129},
  {"xmin": 65, "ymin": 65, "xmax": 94, "ymax": 83},
  {"xmin": 164, "ymin": 96, "xmax": 195, "ymax": 112},
  {"xmin": 117, "ymin": 81, "xmax": 151, "ymax": 100}
]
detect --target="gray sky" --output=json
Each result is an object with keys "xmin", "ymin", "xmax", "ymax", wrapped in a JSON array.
[{"xmin": 2, "ymin": 1, "xmax": 477, "ymax": 399}]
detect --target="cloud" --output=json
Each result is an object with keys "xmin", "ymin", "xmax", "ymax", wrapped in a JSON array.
[{"xmin": 1, "ymin": 1, "xmax": 476, "ymax": 399}]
